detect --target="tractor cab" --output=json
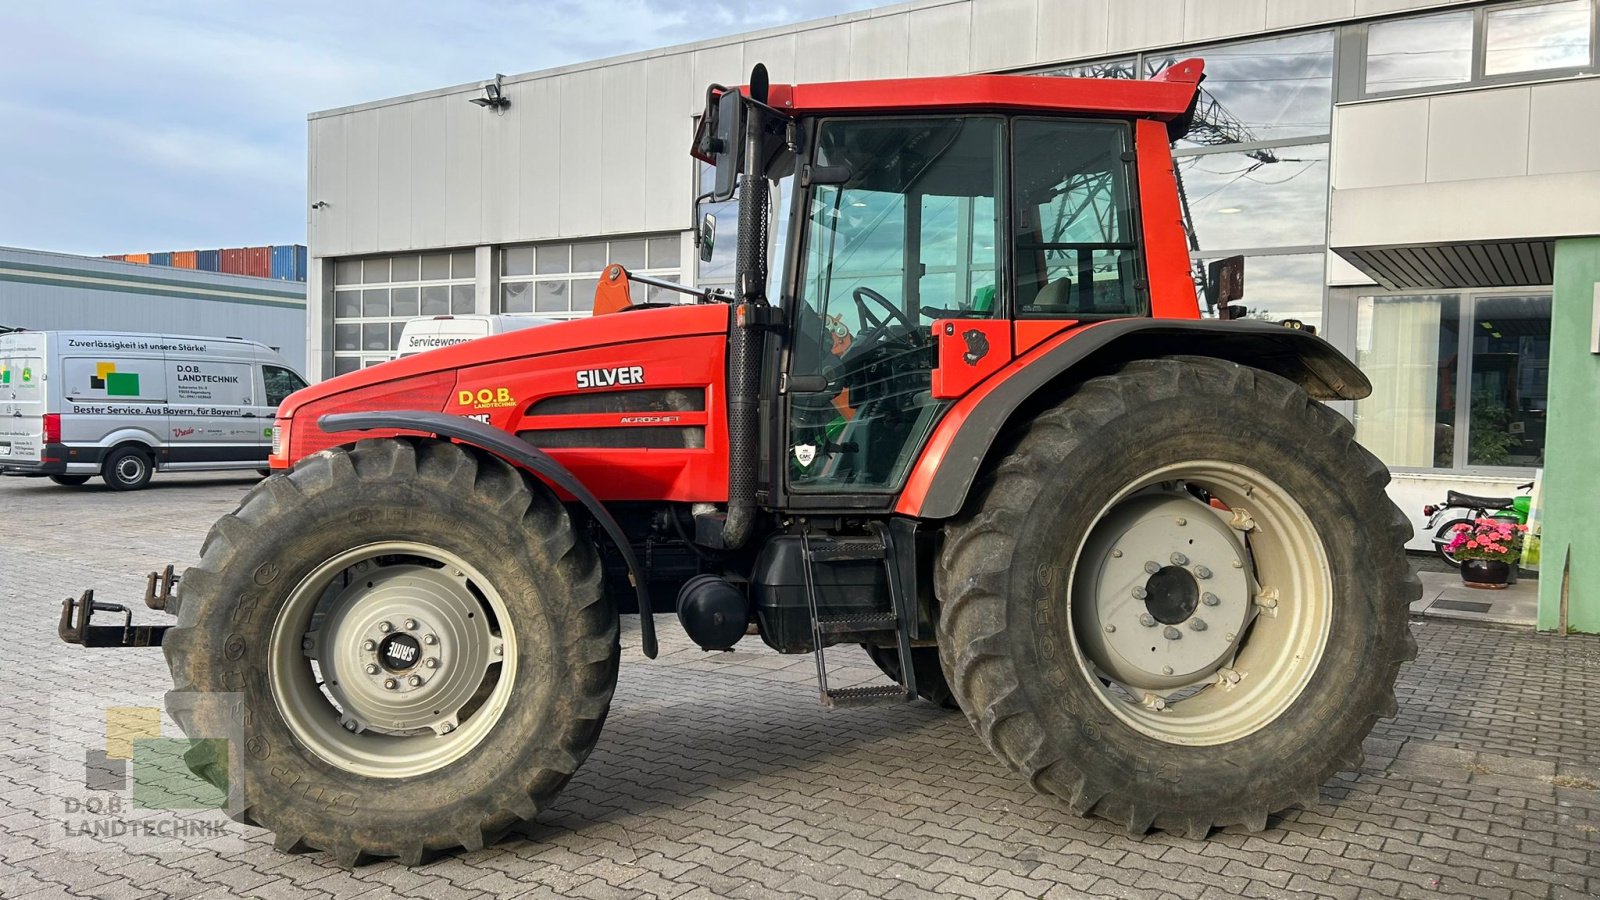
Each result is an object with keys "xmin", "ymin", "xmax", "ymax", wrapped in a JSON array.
[{"xmin": 688, "ymin": 63, "xmax": 1206, "ymax": 509}]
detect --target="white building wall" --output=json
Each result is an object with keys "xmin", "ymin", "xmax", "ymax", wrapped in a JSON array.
[
  {"xmin": 306, "ymin": 0, "xmax": 1476, "ymax": 261},
  {"xmin": 1330, "ymin": 78, "xmax": 1600, "ymax": 250}
]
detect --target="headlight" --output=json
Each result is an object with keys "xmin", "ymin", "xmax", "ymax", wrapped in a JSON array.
[{"xmin": 270, "ymin": 418, "xmax": 288, "ymax": 460}]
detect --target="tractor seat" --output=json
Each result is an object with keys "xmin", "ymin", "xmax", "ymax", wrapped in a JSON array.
[{"xmin": 1447, "ymin": 490, "xmax": 1515, "ymax": 510}]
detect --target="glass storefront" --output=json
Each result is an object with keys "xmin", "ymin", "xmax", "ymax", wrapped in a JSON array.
[{"xmin": 1352, "ymin": 290, "xmax": 1550, "ymax": 472}]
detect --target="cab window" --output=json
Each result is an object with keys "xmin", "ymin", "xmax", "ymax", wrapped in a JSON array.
[
  {"xmin": 788, "ymin": 116, "xmax": 1002, "ymax": 493},
  {"xmin": 1012, "ymin": 119, "xmax": 1142, "ymax": 317},
  {"xmin": 263, "ymin": 365, "xmax": 307, "ymax": 407}
]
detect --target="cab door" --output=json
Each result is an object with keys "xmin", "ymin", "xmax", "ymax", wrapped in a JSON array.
[{"xmin": 783, "ymin": 115, "xmax": 1005, "ymax": 500}]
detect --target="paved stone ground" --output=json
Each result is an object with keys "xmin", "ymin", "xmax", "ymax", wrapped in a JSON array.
[{"xmin": 2, "ymin": 472, "xmax": 1597, "ymax": 900}]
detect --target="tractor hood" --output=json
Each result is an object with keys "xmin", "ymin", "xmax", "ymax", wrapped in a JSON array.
[
  {"xmin": 281, "ymin": 304, "xmax": 730, "ymax": 420},
  {"xmin": 275, "ymin": 303, "xmax": 732, "ymax": 469}
]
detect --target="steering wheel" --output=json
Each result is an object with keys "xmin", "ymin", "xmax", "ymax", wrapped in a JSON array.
[{"xmin": 851, "ymin": 286, "xmax": 913, "ymax": 341}]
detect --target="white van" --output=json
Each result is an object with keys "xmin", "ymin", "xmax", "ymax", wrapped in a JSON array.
[
  {"xmin": 0, "ymin": 330, "xmax": 307, "ymax": 490},
  {"xmin": 395, "ymin": 314, "xmax": 555, "ymax": 358}
]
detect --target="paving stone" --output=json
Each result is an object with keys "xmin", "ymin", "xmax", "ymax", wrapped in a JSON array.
[{"xmin": 2, "ymin": 474, "xmax": 1596, "ymax": 900}]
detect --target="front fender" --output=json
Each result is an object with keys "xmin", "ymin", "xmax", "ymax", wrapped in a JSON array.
[
  {"xmin": 899, "ymin": 318, "xmax": 1371, "ymax": 520},
  {"xmin": 319, "ymin": 410, "xmax": 658, "ymax": 659}
]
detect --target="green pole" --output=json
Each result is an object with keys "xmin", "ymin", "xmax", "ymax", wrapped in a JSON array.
[{"xmin": 1537, "ymin": 237, "xmax": 1600, "ymax": 633}]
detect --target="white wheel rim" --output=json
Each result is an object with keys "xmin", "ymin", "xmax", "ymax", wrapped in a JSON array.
[
  {"xmin": 268, "ymin": 541, "xmax": 518, "ymax": 778},
  {"xmin": 1068, "ymin": 461, "xmax": 1332, "ymax": 746}
]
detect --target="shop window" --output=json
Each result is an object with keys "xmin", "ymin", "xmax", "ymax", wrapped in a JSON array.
[
  {"xmin": 1179, "ymin": 144, "xmax": 1329, "ymax": 253},
  {"xmin": 1146, "ymin": 31, "xmax": 1335, "ymax": 148},
  {"xmin": 1352, "ymin": 291, "xmax": 1550, "ymax": 472}
]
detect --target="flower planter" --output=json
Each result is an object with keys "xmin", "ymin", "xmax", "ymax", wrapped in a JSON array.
[{"xmin": 1460, "ymin": 558, "xmax": 1511, "ymax": 590}]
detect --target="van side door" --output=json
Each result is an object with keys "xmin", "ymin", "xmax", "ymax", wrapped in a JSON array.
[{"xmin": 165, "ymin": 348, "xmax": 258, "ymax": 466}]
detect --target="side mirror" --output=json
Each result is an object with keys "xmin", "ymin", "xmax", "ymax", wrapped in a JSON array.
[
  {"xmin": 1205, "ymin": 255, "xmax": 1245, "ymax": 312},
  {"xmin": 691, "ymin": 87, "xmax": 745, "ymax": 203},
  {"xmin": 698, "ymin": 213, "xmax": 717, "ymax": 263}
]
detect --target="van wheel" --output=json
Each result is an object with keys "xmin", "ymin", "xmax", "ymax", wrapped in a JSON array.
[
  {"xmin": 257, "ymin": 468, "xmax": 273, "ymax": 478},
  {"xmin": 102, "ymin": 446, "xmax": 153, "ymax": 491},
  {"xmin": 49, "ymin": 475, "xmax": 91, "ymax": 486}
]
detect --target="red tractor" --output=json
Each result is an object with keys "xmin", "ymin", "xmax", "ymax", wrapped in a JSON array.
[{"xmin": 62, "ymin": 61, "xmax": 1417, "ymax": 863}]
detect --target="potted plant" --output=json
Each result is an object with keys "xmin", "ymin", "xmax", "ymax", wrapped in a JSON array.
[{"xmin": 1443, "ymin": 518, "xmax": 1528, "ymax": 589}]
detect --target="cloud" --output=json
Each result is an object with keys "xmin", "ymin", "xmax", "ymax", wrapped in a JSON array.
[{"xmin": 0, "ymin": 0, "xmax": 876, "ymax": 256}]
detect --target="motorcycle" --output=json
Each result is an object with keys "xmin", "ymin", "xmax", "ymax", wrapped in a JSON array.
[{"xmin": 1422, "ymin": 481, "xmax": 1533, "ymax": 568}]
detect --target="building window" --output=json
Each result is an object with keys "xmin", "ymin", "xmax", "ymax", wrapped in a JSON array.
[
  {"xmin": 332, "ymin": 251, "xmax": 475, "ymax": 373},
  {"xmin": 1484, "ymin": 0, "xmax": 1593, "ymax": 76},
  {"xmin": 1359, "ymin": 0, "xmax": 1598, "ymax": 98},
  {"xmin": 500, "ymin": 235, "xmax": 681, "ymax": 316},
  {"xmin": 1145, "ymin": 30, "xmax": 1335, "ymax": 148},
  {"xmin": 1365, "ymin": 10, "xmax": 1475, "ymax": 94},
  {"xmin": 1352, "ymin": 291, "xmax": 1550, "ymax": 471}
]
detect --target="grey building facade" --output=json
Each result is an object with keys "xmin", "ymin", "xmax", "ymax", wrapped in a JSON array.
[
  {"xmin": 0, "ymin": 247, "xmax": 308, "ymax": 371},
  {"xmin": 305, "ymin": 0, "xmax": 1600, "ymax": 546}
]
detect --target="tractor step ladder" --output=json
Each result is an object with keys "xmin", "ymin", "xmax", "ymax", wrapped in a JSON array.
[{"xmin": 800, "ymin": 523, "xmax": 918, "ymax": 708}]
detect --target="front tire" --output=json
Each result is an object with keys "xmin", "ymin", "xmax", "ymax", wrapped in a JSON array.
[
  {"xmin": 162, "ymin": 439, "xmax": 618, "ymax": 864},
  {"xmin": 1433, "ymin": 518, "xmax": 1471, "ymax": 568},
  {"xmin": 936, "ymin": 357, "xmax": 1417, "ymax": 836}
]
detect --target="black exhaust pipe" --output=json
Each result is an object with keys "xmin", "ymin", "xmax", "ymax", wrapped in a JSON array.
[{"xmin": 723, "ymin": 65, "xmax": 770, "ymax": 551}]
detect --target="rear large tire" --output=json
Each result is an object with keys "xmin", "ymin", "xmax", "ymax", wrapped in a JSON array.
[
  {"xmin": 49, "ymin": 474, "xmax": 91, "ymax": 486},
  {"xmin": 162, "ymin": 438, "xmax": 618, "ymax": 864},
  {"xmin": 936, "ymin": 357, "xmax": 1418, "ymax": 836}
]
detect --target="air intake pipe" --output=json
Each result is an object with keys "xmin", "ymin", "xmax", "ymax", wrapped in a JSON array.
[{"xmin": 722, "ymin": 66, "xmax": 770, "ymax": 550}]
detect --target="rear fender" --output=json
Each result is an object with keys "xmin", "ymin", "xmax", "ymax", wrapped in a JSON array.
[
  {"xmin": 319, "ymin": 410, "xmax": 658, "ymax": 659},
  {"xmin": 899, "ymin": 318, "xmax": 1371, "ymax": 520}
]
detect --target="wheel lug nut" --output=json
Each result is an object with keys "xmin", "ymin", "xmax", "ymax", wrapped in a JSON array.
[
  {"xmin": 1161, "ymin": 665, "xmax": 1174, "ymax": 675},
  {"xmin": 342, "ymin": 720, "xmax": 358, "ymax": 732},
  {"xmin": 1103, "ymin": 623, "xmax": 1116, "ymax": 633},
  {"xmin": 383, "ymin": 678, "xmax": 397, "ymax": 690},
  {"xmin": 494, "ymin": 644, "xmax": 504, "ymax": 657},
  {"xmin": 1202, "ymin": 592, "xmax": 1220, "ymax": 607},
  {"xmin": 301, "ymin": 638, "xmax": 314, "ymax": 651},
  {"xmin": 378, "ymin": 622, "xmax": 393, "ymax": 633},
  {"xmin": 1111, "ymin": 549, "xmax": 1123, "ymax": 558},
  {"xmin": 1195, "ymin": 565, "xmax": 1212, "ymax": 580},
  {"xmin": 365, "ymin": 664, "xmax": 379, "ymax": 675},
  {"xmin": 1132, "ymin": 586, "xmax": 1148, "ymax": 600},
  {"xmin": 1144, "ymin": 561, "xmax": 1161, "ymax": 575},
  {"xmin": 1170, "ymin": 552, "xmax": 1188, "ymax": 566},
  {"xmin": 423, "ymin": 634, "xmax": 437, "ymax": 645},
  {"xmin": 362, "ymin": 639, "xmax": 376, "ymax": 651},
  {"xmin": 1190, "ymin": 618, "xmax": 1208, "ymax": 632},
  {"xmin": 440, "ymin": 722, "xmax": 455, "ymax": 734},
  {"xmin": 1175, "ymin": 517, "xmax": 1187, "ymax": 526},
  {"xmin": 1163, "ymin": 626, "xmax": 1182, "ymax": 641},
  {"xmin": 425, "ymin": 658, "xmax": 439, "ymax": 668},
  {"xmin": 1139, "ymin": 613, "xmax": 1157, "ymax": 627},
  {"xmin": 403, "ymin": 618, "xmax": 418, "ymax": 631},
  {"xmin": 408, "ymin": 675, "xmax": 422, "ymax": 687}
]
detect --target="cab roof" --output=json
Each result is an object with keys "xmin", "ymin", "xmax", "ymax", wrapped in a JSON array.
[{"xmin": 763, "ymin": 58, "xmax": 1204, "ymax": 121}]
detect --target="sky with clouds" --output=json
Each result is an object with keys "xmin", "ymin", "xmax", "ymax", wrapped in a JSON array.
[{"xmin": 0, "ymin": 0, "xmax": 876, "ymax": 257}]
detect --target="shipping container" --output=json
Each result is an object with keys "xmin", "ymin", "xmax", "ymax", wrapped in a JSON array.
[
  {"xmin": 220, "ymin": 248, "xmax": 247, "ymax": 275},
  {"xmin": 149, "ymin": 252, "xmax": 172, "ymax": 267},
  {"xmin": 173, "ymin": 250, "xmax": 198, "ymax": 269},
  {"xmin": 196, "ymin": 249, "xmax": 220, "ymax": 271},
  {"xmin": 244, "ymin": 246, "xmax": 271, "ymax": 278},
  {"xmin": 270, "ymin": 244, "xmax": 307, "ymax": 281},
  {"xmin": 103, "ymin": 254, "xmax": 126, "ymax": 262},
  {"xmin": 126, "ymin": 253, "xmax": 150, "ymax": 265}
]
